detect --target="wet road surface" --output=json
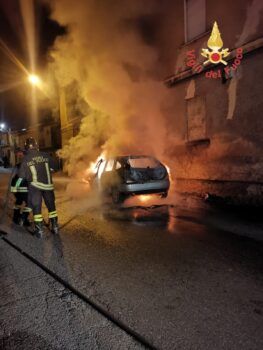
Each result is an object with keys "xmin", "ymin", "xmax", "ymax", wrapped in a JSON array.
[{"xmin": 0, "ymin": 172, "xmax": 263, "ymax": 349}]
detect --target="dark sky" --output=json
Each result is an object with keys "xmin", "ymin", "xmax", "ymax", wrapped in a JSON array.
[
  {"xmin": 0, "ymin": 0, "xmax": 65, "ymax": 130},
  {"xmin": 0, "ymin": 0, "xmax": 180, "ymax": 131},
  {"xmin": 0, "ymin": 0, "xmax": 163, "ymax": 131}
]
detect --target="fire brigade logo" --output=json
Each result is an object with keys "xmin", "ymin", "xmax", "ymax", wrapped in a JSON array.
[
  {"xmin": 185, "ymin": 21, "xmax": 243, "ymax": 79},
  {"xmin": 201, "ymin": 21, "xmax": 230, "ymax": 65}
]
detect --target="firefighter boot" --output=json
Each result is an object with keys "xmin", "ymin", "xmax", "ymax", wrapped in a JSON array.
[
  {"xmin": 33, "ymin": 221, "xmax": 44, "ymax": 238},
  {"xmin": 12, "ymin": 208, "xmax": 21, "ymax": 225},
  {"xmin": 50, "ymin": 217, "xmax": 59, "ymax": 235},
  {"xmin": 21, "ymin": 212, "xmax": 31, "ymax": 227}
]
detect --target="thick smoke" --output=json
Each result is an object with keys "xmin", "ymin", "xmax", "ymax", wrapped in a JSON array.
[{"xmin": 47, "ymin": 0, "xmax": 172, "ymax": 177}]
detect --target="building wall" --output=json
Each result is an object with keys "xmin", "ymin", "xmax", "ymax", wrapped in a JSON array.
[
  {"xmin": 59, "ymin": 87, "xmax": 83, "ymax": 148},
  {"xmin": 4, "ymin": 123, "xmax": 61, "ymax": 167},
  {"xmin": 164, "ymin": 0, "xmax": 263, "ymax": 204}
]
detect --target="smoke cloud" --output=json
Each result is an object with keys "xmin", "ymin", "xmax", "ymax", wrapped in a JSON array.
[
  {"xmin": 45, "ymin": 0, "xmax": 263, "ymax": 204},
  {"xmin": 46, "ymin": 0, "xmax": 172, "ymax": 177}
]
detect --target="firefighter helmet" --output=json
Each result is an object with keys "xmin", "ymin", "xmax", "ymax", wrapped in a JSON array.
[{"xmin": 24, "ymin": 137, "xmax": 38, "ymax": 151}]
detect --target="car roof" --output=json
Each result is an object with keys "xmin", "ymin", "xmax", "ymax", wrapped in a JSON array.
[
  {"xmin": 115, "ymin": 155, "xmax": 155, "ymax": 160},
  {"xmin": 97, "ymin": 155, "xmax": 158, "ymax": 164}
]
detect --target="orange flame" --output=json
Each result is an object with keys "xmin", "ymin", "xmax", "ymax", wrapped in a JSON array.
[
  {"xmin": 82, "ymin": 151, "xmax": 106, "ymax": 184},
  {"xmin": 137, "ymin": 194, "xmax": 156, "ymax": 203},
  {"xmin": 88, "ymin": 152, "xmax": 106, "ymax": 174}
]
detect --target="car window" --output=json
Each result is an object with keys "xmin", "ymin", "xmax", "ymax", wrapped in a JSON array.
[
  {"xmin": 128, "ymin": 157, "xmax": 159, "ymax": 169},
  {"xmin": 97, "ymin": 160, "xmax": 106, "ymax": 178},
  {"xmin": 105, "ymin": 159, "xmax": 115, "ymax": 172},
  {"xmin": 115, "ymin": 161, "xmax": 122, "ymax": 170}
]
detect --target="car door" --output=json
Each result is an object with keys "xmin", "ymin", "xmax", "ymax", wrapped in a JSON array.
[
  {"xmin": 100, "ymin": 159, "xmax": 115, "ymax": 193},
  {"xmin": 94, "ymin": 160, "xmax": 106, "ymax": 190}
]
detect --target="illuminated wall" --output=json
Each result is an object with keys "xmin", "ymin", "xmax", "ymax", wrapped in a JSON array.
[{"xmin": 164, "ymin": 0, "xmax": 263, "ymax": 204}]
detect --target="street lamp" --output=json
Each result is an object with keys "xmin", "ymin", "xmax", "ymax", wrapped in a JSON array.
[
  {"xmin": 0, "ymin": 123, "xmax": 6, "ymax": 131},
  {"xmin": 28, "ymin": 74, "xmax": 41, "ymax": 86},
  {"xmin": 27, "ymin": 73, "xmax": 42, "ymax": 130}
]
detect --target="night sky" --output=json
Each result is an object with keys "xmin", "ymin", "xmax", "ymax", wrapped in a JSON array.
[
  {"xmin": 0, "ymin": 0, "xmax": 181, "ymax": 131},
  {"xmin": 0, "ymin": 0, "xmax": 65, "ymax": 130}
]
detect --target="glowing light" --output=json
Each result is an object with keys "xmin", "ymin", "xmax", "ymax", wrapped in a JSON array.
[
  {"xmin": 164, "ymin": 164, "xmax": 171, "ymax": 176},
  {"xmin": 137, "ymin": 195, "xmax": 155, "ymax": 203},
  {"xmin": 91, "ymin": 153, "xmax": 106, "ymax": 174},
  {"xmin": 163, "ymin": 162, "xmax": 173, "ymax": 186},
  {"xmin": 168, "ymin": 206, "xmax": 176, "ymax": 233},
  {"xmin": 28, "ymin": 74, "xmax": 41, "ymax": 86},
  {"xmin": 82, "ymin": 152, "xmax": 106, "ymax": 184},
  {"xmin": 0, "ymin": 123, "xmax": 6, "ymax": 130}
]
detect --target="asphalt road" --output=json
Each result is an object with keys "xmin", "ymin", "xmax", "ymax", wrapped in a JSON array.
[
  {"xmin": 0, "ymin": 236, "xmax": 142, "ymax": 350},
  {"xmin": 0, "ymin": 170, "xmax": 263, "ymax": 349}
]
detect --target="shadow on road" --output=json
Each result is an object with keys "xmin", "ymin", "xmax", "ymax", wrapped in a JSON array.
[
  {"xmin": 0, "ymin": 331, "xmax": 60, "ymax": 350},
  {"xmin": 101, "ymin": 203, "xmax": 177, "ymax": 232}
]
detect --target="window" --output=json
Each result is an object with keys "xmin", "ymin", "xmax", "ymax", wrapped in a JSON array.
[
  {"xmin": 186, "ymin": 96, "xmax": 206, "ymax": 142},
  {"xmin": 184, "ymin": 0, "xmax": 206, "ymax": 42}
]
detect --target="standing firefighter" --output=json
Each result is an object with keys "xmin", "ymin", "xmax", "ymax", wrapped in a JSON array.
[
  {"xmin": 17, "ymin": 137, "xmax": 59, "ymax": 238},
  {"xmin": 10, "ymin": 150, "xmax": 31, "ymax": 226}
]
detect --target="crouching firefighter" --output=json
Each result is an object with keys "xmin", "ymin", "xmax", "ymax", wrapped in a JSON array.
[
  {"xmin": 10, "ymin": 150, "xmax": 31, "ymax": 226},
  {"xmin": 16, "ymin": 138, "xmax": 59, "ymax": 238}
]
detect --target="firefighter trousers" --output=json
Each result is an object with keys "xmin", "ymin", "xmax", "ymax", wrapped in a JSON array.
[
  {"xmin": 14, "ymin": 193, "xmax": 27, "ymax": 206},
  {"xmin": 14, "ymin": 193, "xmax": 31, "ymax": 213},
  {"xmin": 28, "ymin": 185, "xmax": 58, "ymax": 222}
]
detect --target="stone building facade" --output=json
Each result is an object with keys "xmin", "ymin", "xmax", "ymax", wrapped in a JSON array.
[
  {"xmin": 163, "ymin": 0, "xmax": 263, "ymax": 205},
  {"xmin": 0, "ymin": 122, "xmax": 61, "ymax": 167}
]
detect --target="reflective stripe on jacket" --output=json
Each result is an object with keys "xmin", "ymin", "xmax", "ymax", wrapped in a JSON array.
[
  {"xmin": 10, "ymin": 186, "xmax": 28, "ymax": 193},
  {"xmin": 18, "ymin": 150, "xmax": 57, "ymax": 191},
  {"xmin": 11, "ymin": 164, "xmax": 28, "ymax": 193}
]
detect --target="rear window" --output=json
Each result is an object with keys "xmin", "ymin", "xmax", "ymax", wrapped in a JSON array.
[{"xmin": 128, "ymin": 157, "xmax": 160, "ymax": 169}]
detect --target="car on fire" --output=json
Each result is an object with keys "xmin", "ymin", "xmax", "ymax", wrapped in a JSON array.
[{"xmin": 92, "ymin": 155, "xmax": 170, "ymax": 203}]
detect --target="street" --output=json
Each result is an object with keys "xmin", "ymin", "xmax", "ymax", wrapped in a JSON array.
[
  {"xmin": 1, "ymin": 171, "xmax": 263, "ymax": 350},
  {"xmin": 0, "ymin": 1, "xmax": 263, "ymax": 349}
]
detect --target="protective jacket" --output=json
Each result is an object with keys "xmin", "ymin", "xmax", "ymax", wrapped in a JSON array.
[
  {"xmin": 17, "ymin": 150, "xmax": 57, "ymax": 191},
  {"xmin": 11, "ymin": 163, "xmax": 28, "ymax": 193}
]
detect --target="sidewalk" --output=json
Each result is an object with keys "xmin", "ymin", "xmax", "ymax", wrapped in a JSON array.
[{"xmin": 0, "ymin": 235, "xmax": 142, "ymax": 350}]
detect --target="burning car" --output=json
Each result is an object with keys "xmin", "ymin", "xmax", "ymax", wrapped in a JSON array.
[{"xmin": 91, "ymin": 155, "xmax": 170, "ymax": 203}]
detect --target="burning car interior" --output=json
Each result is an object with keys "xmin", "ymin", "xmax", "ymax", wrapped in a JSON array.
[{"xmin": 91, "ymin": 155, "xmax": 170, "ymax": 204}]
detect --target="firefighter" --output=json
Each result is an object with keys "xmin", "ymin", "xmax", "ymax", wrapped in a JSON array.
[
  {"xmin": 10, "ymin": 149, "xmax": 31, "ymax": 226},
  {"xmin": 16, "ymin": 137, "xmax": 59, "ymax": 238}
]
